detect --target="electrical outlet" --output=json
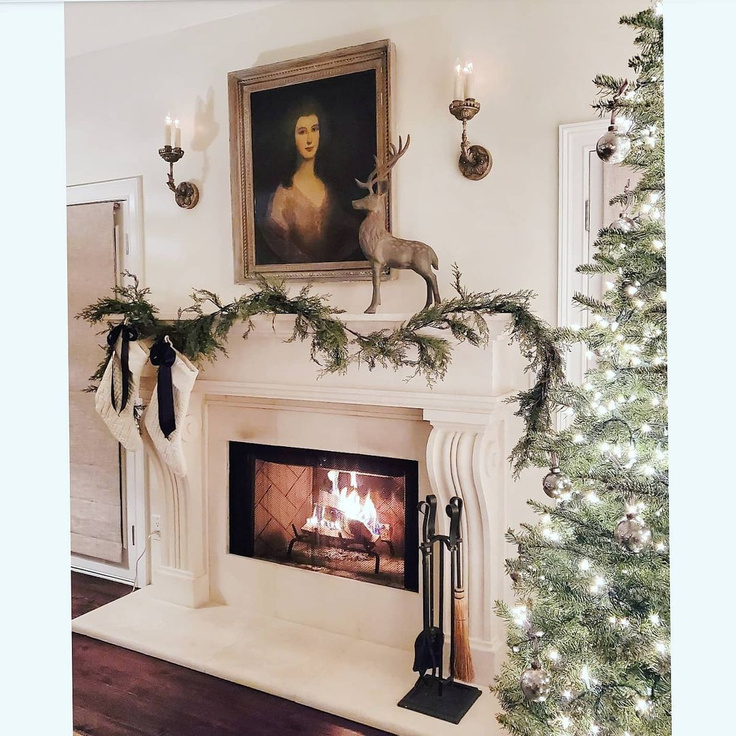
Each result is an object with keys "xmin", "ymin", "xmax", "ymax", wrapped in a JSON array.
[{"xmin": 151, "ymin": 514, "xmax": 161, "ymax": 536}]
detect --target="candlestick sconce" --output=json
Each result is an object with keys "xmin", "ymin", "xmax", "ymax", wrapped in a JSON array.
[
  {"xmin": 158, "ymin": 116, "xmax": 199, "ymax": 209},
  {"xmin": 449, "ymin": 100, "xmax": 492, "ymax": 181},
  {"xmin": 449, "ymin": 60, "xmax": 492, "ymax": 181},
  {"xmin": 158, "ymin": 145, "xmax": 200, "ymax": 209}
]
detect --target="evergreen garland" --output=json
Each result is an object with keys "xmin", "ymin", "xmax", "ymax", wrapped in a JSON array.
[{"xmin": 78, "ymin": 265, "xmax": 563, "ymax": 475}]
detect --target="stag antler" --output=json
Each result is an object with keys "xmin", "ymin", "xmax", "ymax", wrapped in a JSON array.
[{"xmin": 355, "ymin": 135, "xmax": 412, "ymax": 192}]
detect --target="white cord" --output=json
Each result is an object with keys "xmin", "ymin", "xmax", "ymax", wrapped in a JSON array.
[{"xmin": 131, "ymin": 531, "xmax": 160, "ymax": 592}]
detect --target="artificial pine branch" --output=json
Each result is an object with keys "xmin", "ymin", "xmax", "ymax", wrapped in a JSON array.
[{"xmin": 492, "ymin": 6, "xmax": 669, "ymax": 735}]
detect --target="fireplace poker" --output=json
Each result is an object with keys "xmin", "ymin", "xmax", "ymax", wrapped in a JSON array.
[{"xmin": 446, "ymin": 497, "xmax": 460, "ymax": 683}]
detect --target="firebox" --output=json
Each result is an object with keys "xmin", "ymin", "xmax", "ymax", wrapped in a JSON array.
[{"xmin": 229, "ymin": 442, "xmax": 419, "ymax": 591}]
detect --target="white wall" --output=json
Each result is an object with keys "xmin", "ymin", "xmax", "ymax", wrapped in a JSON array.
[
  {"xmin": 66, "ymin": 0, "xmax": 641, "ymax": 528},
  {"xmin": 66, "ymin": 0, "xmax": 640, "ymax": 319}
]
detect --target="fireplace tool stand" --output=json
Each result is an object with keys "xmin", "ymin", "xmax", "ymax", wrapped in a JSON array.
[{"xmin": 398, "ymin": 494, "xmax": 481, "ymax": 724}]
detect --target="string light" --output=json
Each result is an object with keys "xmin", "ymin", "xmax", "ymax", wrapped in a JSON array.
[
  {"xmin": 590, "ymin": 575, "xmax": 606, "ymax": 594},
  {"xmin": 649, "ymin": 613, "xmax": 661, "ymax": 626},
  {"xmin": 579, "ymin": 558, "xmax": 592, "ymax": 572},
  {"xmin": 512, "ymin": 605, "xmax": 530, "ymax": 629},
  {"xmin": 581, "ymin": 664, "xmax": 593, "ymax": 687}
]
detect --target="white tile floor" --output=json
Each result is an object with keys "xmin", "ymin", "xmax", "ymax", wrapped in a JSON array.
[{"xmin": 72, "ymin": 587, "xmax": 502, "ymax": 736}]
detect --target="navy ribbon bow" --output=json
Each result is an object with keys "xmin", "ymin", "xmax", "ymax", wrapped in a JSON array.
[
  {"xmin": 106, "ymin": 323, "xmax": 138, "ymax": 414},
  {"xmin": 149, "ymin": 336, "xmax": 177, "ymax": 439}
]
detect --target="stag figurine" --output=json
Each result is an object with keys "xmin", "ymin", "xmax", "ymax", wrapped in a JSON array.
[{"xmin": 352, "ymin": 135, "xmax": 440, "ymax": 314}]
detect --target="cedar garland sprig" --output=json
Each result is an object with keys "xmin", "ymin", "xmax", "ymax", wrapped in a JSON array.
[{"xmin": 77, "ymin": 266, "xmax": 565, "ymax": 474}]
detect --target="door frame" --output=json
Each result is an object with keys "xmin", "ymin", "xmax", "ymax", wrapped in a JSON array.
[
  {"xmin": 558, "ymin": 120, "xmax": 608, "ymax": 387},
  {"xmin": 68, "ymin": 176, "xmax": 149, "ymax": 585}
]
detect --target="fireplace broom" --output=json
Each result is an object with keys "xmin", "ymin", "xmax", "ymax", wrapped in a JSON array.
[{"xmin": 449, "ymin": 498, "xmax": 474, "ymax": 682}]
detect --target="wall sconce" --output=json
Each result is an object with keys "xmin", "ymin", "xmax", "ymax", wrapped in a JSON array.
[
  {"xmin": 158, "ymin": 115, "xmax": 200, "ymax": 209},
  {"xmin": 449, "ymin": 60, "xmax": 492, "ymax": 181}
]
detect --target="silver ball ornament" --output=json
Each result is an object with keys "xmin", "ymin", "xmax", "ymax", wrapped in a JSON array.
[
  {"xmin": 611, "ymin": 214, "xmax": 635, "ymax": 232},
  {"xmin": 614, "ymin": 513, "xmax": 652, "ymax": 553},
  {"xmin": 520, "ymin": 661, "xmax": 551, "ymax": 702},
  {"xmin": 596, "ymin": 124, "xmax": 631, "ymax": 164},
  {"xmin": 542, "ymin": 466, "xmax": 572, "ymax": 499}
]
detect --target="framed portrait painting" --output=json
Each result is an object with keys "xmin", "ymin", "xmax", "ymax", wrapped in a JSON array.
[{"xmin": 228, "ymin": 40, "xmax": 392, "ymax": 282}]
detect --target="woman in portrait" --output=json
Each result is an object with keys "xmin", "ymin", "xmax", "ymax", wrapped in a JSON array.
[{"xmin": 260, "ymin": 99, "xmax": 363, "ymax": 264}]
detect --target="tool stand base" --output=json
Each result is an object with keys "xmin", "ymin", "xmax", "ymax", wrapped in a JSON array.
[{"xmin": 397, "ymin": 675, "xmax": 482, "ymax": 724}]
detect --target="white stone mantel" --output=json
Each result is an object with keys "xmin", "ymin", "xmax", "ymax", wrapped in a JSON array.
[{"xmin": 75, "ymin": 311, "xmax": 525, "ymax": 734}]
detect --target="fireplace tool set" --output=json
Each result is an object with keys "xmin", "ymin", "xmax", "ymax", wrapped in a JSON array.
[{"xmin": 398, "ymin": 494, "xmax": 481, "ymax": 723}]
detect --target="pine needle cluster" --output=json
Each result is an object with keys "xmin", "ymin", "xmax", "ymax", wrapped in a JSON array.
[{"xmin": 493, "ymin": 6, "xmax": 669, "ymax": 736}]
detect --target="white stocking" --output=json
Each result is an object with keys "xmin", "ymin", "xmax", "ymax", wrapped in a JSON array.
[
  {"xmin": 143, "ymin": 347, "xmax": 198, "ymax": 477},
  {"xmin": 95, "ymin": 333, "xmax": 148, "ymax": 451}
]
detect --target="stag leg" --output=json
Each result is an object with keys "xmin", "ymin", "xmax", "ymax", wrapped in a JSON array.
[
  {"xmin": 365, "ymin": 261, "xmax": 382, "ymax": 314},
  {"xmin": 430, "ymin": 270, "xmax": 440, "ymax": 306},
  {"xmin": 421, "ymin": 270, "xmax": 441, "ymax": 310},
  {"xmin": 424, "ymin": 279, "xmax": 433, "ymax": 311}
]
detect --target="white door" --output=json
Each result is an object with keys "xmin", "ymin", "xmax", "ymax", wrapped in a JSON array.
[
  {"xmin": 558, "ymin": 121, "xmax": 640, "ymax": 387},
  {"xmin": 67, "ymin": 178, "xmax": 147, "ymax": 584}
]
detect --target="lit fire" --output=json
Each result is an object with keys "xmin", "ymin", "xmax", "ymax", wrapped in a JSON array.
[{"xmin": 304, "ymin": 470, "xmax": 385, "ymax": 539}]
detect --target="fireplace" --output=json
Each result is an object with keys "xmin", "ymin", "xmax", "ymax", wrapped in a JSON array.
[{"xmin": 229, "ymin": 442, "xmax": 419, "ymax": 591}]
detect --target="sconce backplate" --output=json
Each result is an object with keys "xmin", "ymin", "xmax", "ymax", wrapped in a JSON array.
[
  {"xmin": 175, "ymin": 182, "xmax": 200, "ymax": 209},
  {"xmin": 459, "ymin": 144, "xmax": 492, "ymax": 181}
]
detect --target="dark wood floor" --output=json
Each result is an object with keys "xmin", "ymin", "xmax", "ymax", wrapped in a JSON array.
[{"xmin": 73, "ymin": 572, "xmax": 393, "ymax": 736}]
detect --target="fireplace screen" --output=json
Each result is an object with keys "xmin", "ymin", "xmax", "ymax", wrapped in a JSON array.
[{"xmin": 229, "ymin": 443, "xmax": 419, "ymax": 591}]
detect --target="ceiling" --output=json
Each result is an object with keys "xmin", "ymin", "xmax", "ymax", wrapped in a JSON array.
[{"xmin": 64, "ymin": 0, "xmax": 285, "ymax": 58}]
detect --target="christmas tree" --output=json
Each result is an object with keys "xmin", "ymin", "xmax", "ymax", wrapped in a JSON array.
[{"xmin": 494, "ymin": 5, "xmax": 669, "ymax": 736}]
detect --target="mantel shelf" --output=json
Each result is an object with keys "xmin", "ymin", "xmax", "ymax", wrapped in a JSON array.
[{"xmin": 154, "ymin": 311, "xmax": 513, "ymax": 341}]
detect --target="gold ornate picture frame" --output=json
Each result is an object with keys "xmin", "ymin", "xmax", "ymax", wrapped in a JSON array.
[{"xmin": 228, "ymin": 40, "xmax": 392, "ymax": 282}]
